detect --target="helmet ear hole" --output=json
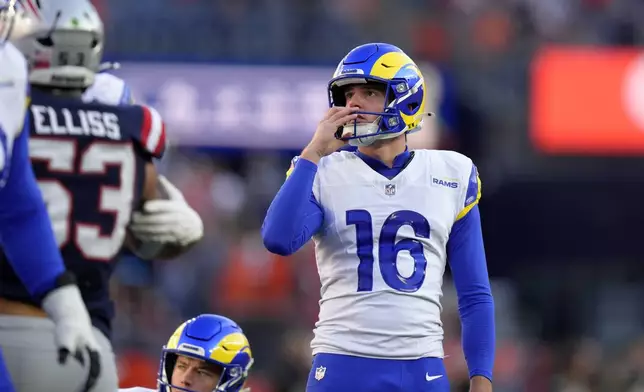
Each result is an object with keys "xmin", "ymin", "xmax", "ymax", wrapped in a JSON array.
[
  {"xmin": 330, "ymin": 85, "xmax": 346, "ymax": 107},
  {"xmin": 164, "ymin": 352, "xmax": 177, "ymax": 383},
  {"xmin": 36, "ymin": 36, "xmax": 53, "ymax": 46}
]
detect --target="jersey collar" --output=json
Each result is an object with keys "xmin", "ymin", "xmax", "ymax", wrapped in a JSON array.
[{"xmin": 354, "ymin": 146, "xmax": 412, "ymax": 172}]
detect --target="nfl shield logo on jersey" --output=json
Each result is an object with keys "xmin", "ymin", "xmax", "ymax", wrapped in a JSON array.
[
  {"xmin": 384, "ymin": 183, "xmax": 396, "ymax": 196},
  {"xmin": 315, "ymin": 366, "xmax": 326, "ymax": 381}
]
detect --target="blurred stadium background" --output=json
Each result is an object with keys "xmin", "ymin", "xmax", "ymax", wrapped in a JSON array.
[{"xmin": 98, "ymin": 0, "xmax": 644, "ymax": 391}]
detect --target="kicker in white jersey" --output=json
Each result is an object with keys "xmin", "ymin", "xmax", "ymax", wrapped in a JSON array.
[
  {"xmin": 262, "ymin": 41, "xmax": 494, "ymax": 392},
  {"xmin": 310, "ymin": 149, "xmax": 479, "ymax": 359}
]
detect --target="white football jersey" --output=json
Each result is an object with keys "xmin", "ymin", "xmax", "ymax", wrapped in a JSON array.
[
  {"xmin": 83, "ymin": 72, "xmax": 133, "ymax": 105},
  {"xmin": 0, "ymin": 42, "xmax": 29, "ymax": 185},
  {"xmin": 119, "ymin": 388, "xmax": 156, "ymax": 392},
  {"xmin": 310, "ymin": 149, "xmax": 479, "ymax": 359}
]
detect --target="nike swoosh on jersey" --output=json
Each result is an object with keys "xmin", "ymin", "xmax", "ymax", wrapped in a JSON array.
[{"xmin": 425, "ymin": 374, "xmax": 443, "ymax": 382}]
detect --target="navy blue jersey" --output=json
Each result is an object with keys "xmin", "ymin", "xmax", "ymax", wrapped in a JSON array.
[{"xmin": 0, "ymin": 88, "xmax": 166, "ymax": 339}]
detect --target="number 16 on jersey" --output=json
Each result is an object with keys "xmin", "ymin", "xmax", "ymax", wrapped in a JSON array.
[{"xmin": 346, "ymin": 209, "xmax": 430, "ymax": 293}]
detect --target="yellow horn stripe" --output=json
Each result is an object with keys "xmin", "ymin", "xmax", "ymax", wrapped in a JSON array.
[
  {"xmin": 209, "ymin": 333, "xmax": 252, "ymax": 364},
  {"xmin": 369, "ymin": 51, "xmax": 413, "ymax": 80},
  {"xmin": 166, "ymin": 322, "xmax": 188, "ymax": 350}
]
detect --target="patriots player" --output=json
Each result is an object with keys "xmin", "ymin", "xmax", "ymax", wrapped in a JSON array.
[
  {"xmin": 0, "ymin": 1, "xmax": 102, "ymax": 391},
  {"xmin": 80, "ymin": 25, "xmax": 201, "ymax": 251},
  {"xmin": 120, "ymin": 314, "xmax": 254, "ymax": 392},
  {"xmin": 0, "ymin": 1, "xmax": 202, "ymax": 391},
  {"xmin": 262, "ymin": 43, "xmax": 495, "ymax": 392}
]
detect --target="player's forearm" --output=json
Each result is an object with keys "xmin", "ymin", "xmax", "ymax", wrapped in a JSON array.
[
  {"xmin": 447, "ymin": 206, "xmax": 496, "ymax": 381},
  {"xmin": 0, "ymin": 171, "xmax": 65, "ymax": 298},
  {"xmin": 459, "ymin": 290, "xmax": 495, "ymax": 381},
  {"xmin": 262, "ymin": 158, "xmax": 323, "ymax": 256}
]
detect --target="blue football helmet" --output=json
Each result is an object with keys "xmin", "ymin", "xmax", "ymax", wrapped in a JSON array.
[
  {"xmin": 329, "ymin": 43, "xmax": 429, "ymax": 147},
  {"xmin": 158, "ymin": 314, "xmax": 254, "ymax": 392}
]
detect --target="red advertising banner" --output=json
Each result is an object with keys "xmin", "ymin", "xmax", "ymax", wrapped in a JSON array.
[{"xmin": 531, "ymin": 46, "xmax": 644, "ymax": 154}]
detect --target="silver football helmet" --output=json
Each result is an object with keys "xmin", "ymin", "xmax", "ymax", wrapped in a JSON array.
[{"xmin": 10, "ymin": 0, "xmax": 104, "ymax": 89}]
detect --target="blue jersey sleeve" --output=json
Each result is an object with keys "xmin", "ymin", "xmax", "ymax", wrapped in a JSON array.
[
  {"xmin": 0, "ymin": 117, "xmax": 65, "ymax": 299},
  {"xmin": 448, "ymin": 167, "xmax": 494, "ymax": 381},
  {"xmin": 262, "ymin": 157, "xmax": 324, "ymax": 256},
  {"xmin": 447, "ymin": 204, "xmax": 495, "ymax": 381}
]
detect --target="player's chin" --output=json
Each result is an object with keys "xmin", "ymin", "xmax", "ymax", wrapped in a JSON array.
[{"xmin": 124, "ymin": 230, "xmax": 194, "ymax": 260}]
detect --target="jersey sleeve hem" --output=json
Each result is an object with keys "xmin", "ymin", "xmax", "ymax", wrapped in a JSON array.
[
  {"xmin": 286, "ymin": 155, "xmax": 318, "ymax": 179},
  {"xmin": 138, "ymin": 106, "xmax": 166, "ymax": 158}
]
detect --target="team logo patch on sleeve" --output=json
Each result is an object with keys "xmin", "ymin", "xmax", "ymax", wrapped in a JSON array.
[
  {"xmin": 464, "ymin": 165, "xmax": 480, "ymax": 207},
  {"xmin": 455, "ymin": 164, "xmax": 482, "ymax": 220}
]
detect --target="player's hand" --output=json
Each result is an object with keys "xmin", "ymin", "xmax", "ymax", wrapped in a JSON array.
[
  {"xmin": 301, "ymin": 107, "xmax": 358, "ymax": 164},
  {"xmin": 41, "ymin": 280, "xmax": 101, "ymax": 392},
  {"xmin": 129, "ymin": 176, "xmax": 204, "ymax": 246},
  {"xmin": 470, "ymin": 376, "xmax": 493, "ymax": 392}
]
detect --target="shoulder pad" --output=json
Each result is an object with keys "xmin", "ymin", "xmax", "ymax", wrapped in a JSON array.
[
  {"xmin": 418, "ymin": 150, "xmax": 480, "ymax": 220},
  {"xmin": 319, "ymin": 150, "xmax": 354, "ymax": 166},
  {"xmin": 83, "ymin": 73, "xmax": 134, "ymax": 105},
  {"xmin": 129, "ymin": 105, "xmax": 167, "ymax": 159},
  {"xmin": 429, "ymin": 150, "xmax": 472, "ymax": 171}
]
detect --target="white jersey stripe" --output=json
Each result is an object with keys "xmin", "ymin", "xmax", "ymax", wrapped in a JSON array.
[{"xmin": 145, "ymin": 106, "xmax": 163, "ymax": 154}]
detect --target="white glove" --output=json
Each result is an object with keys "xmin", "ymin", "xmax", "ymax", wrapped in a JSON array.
[
  {"xmin": 42, "ymin": 283, "xmax": 101, "ymax": 392},
  {"xmin": 129, "ymin": 175, "xmax": 204, "ymax": 246}
]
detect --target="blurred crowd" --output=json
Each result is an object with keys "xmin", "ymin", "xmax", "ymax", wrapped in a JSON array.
[{"xmin": 94, "ymin": 1, "xmax": 644, "ymax": 391}]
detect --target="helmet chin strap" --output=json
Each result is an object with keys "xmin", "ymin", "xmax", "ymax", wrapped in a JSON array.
[
  {"xmin": 345, "ymin": 124, "xmax": 379, "ymax": 147},
  {"xmin": 342, "ymin": 118, "xmax": 405, "ymax": 147}
]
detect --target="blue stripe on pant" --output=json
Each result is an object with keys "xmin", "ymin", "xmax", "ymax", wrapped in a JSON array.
[
  {"xmin": 306, "ymin": 353, "xmax": 449, "ymax": 392},
  {"xmin": 0, "ymin": 350, "xmax": 16, "ymax": 392}
]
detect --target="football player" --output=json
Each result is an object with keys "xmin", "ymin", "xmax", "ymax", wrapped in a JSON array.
[
  {"xmin": 0, "ymin": 1, "xmax": 101, "ymax": 391},
  {"xmin": 0, "ymin": 1, "xmax": 202, "ymax": 391},
  {"xmin": 80, "ymin": 28, "xmax": 200, "ymax": 251},
  {"xmin": 262, "ymin": 43, "xmax": 495, "ymax": 392},
  {"xmin": 120, "ymin": 314, "xmax": 254, "ymax": 392}
]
